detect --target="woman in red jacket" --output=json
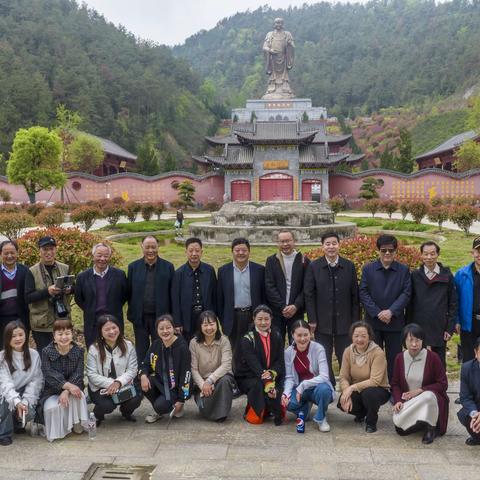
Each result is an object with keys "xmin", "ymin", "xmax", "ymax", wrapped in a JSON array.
[{"xmin": 391, "ymin": 323, "xmax": 449, "ymax": 444}]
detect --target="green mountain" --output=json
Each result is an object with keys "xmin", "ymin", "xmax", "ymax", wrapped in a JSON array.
[
  {"xmin": 0, "ymin": 0, "xmax": 217, "ymax": 170},
  {"xmin": 174, "ymin": 0, "xmax": 480, "ymax": 116}
]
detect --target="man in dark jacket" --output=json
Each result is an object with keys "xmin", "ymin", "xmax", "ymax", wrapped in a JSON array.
[
  {"xmin": 171, "ymin": 237, "xmax": 216, "ymax": 341},
  {"xmin": 0, "ymin": 240, "xmax": 29, "ymax": 346},
  {"xmin": 359, "ymin": 234, "xmax": 411, "ymax": 381},
  {"xmin": 304, "ymin": 231, "xmax": 360, "ymax": 385},
  {"xmin": 265, "ymin": 230, "xmax": 310, "ymax": 343},
  {"xmin": 458, "ymin": 337, "xmax": 480, "ymax": 445},
  {"xmin": 75, "ymin": 242, "xmax": 127, "ymax": 347},
  {"xmin": 217, "ymin": 238, "xmax": 265, "ymax": 353},
  {"xmin": 127, "ymin": 236, "xmax": 175, "ymax": 361},
  {"xmin": 408, "ymin": 241, "xmax": 457, "ymax": 369}
]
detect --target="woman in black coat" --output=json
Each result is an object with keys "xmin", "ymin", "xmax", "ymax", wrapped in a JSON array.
[
  {"xmin": 235, "ymin": 305, "xmax": 285, "ymax": 425},
  {"xmin": 139, "ymin": 314, "xmax": 191, "ymax": 424}
]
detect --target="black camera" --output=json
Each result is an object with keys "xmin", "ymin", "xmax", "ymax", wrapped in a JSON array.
[{"xmin": 52, "ymin": 296, "xmax": 68, "ymax": 318}]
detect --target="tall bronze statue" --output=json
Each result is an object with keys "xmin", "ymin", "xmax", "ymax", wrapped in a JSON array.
[{"xmin": 262, "ymin": 18, "xmax": 295, "ymax": 100}]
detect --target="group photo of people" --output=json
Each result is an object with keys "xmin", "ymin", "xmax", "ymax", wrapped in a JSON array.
[{"xmin": 1, "ymin": 230, "xmax": 480, "ymax": 448}]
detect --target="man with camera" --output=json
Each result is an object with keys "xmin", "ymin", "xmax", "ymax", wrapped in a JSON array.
[{"xmin": 25, "ymin": 236, "xmax": 73, "ymax": 352}]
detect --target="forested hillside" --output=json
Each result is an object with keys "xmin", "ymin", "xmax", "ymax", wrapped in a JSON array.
[
  {"xmin": 174, "ymin": 0, "xmax": 480, "ymax": 116},
  {"xmin": 0, "ymin": 0, "xmax": 219, "ymax": 170}
]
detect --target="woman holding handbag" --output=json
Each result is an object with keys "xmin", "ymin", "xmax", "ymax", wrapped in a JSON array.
[{"xmin": 86, "ymin": 314, "xmax": 141, "ymax": 426}]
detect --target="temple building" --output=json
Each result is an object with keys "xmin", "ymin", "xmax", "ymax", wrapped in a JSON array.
[
  {"xmin": 90, "ymin": 135, "xmax": 137, "ymax": 176},
  {"xmin": 193, "ymin": 99, "xmax": 363, "ymax": 202},
  {"xmin": 415, "ymin": 130, "xmax": 479, "ymax": 172}
]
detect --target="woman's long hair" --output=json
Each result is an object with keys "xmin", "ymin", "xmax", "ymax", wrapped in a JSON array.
[
  {"xmin": 95, "ymin": 314, "xmax": 127, "ymax": 364},
  {"xmin": 194, "ymin": 310, "xmax": 222, "ymax": 343},
  {"xmin": 2, "ymin": 320, "xmax": 31, "ymax": 374}
]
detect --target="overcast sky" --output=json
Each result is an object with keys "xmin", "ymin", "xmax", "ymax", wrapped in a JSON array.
[{"xmin": 83, "ymin": 0, "xmax": 340, "ymax": 46}]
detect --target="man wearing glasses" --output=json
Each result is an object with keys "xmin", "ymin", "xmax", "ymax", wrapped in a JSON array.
[{"xmin": 359, "ymin": 234, "xmax": 411, "ymax": 380}]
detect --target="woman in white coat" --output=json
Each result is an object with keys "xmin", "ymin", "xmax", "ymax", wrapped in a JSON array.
[
  {"xmin": 281, "ymin": 320, "xmax": 334, "ymax": 432},
  {"xmin": 86, "ymin": 315, "xmax": 141, "ymax": 426},
  {"xmin": 0, "ymin": 321, "xmax": 43, "ymax": 445}
]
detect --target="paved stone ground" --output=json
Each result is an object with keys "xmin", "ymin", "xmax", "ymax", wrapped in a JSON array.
[{"xmin": 1, "ymin": 382, "xmax": 479, "ymax": 480}]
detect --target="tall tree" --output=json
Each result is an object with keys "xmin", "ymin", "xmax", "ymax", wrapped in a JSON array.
[
  {"xmin": 396, "ymin": 129, "xmax": 414, "ymax": 173},
  {"xmin": 7, "ymin": 126, "xmax": 65, "ymax": 203}
]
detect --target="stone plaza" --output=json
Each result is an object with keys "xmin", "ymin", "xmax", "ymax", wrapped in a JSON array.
[{"xmin": 1, "ymin": 381, "xmax": 479, "ymax": 480}]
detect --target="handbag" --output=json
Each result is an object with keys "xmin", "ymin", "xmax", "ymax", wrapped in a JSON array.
[{"xmin": 111, "ymin": 384, "xmax": 137, "ymax": 405}]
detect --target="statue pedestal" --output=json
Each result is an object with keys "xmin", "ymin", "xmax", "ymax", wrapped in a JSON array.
[
  {"xmin": 189, "ymin": 201, "xmax": 356, "ymax": 245},
  {"xmin": 232, "ymin": 98, "xmax": 327, "ymax": 122}
]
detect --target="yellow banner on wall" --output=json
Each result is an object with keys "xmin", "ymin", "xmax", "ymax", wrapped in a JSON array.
[{"xmin": 263, "ymin": 160, "xmax": 289, "ymax": 170}]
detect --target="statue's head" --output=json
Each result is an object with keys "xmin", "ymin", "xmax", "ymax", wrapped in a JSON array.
[{"xmin": 274, "ymin": 18, "xmax": 284, "ymax": 30}]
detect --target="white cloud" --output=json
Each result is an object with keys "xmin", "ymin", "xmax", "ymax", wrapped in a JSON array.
[{"xmin": 83, "ymin": 0, "xmax": 343, "ymax": 46}]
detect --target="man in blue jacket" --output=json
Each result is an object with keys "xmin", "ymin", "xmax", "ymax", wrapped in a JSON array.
[
  {"xmin": 127, "ymin": 236, "xmax": 174, "ymax": 361},
  {"xmin": 454, "ymin": 236, "xmax": 480, "ymax": 363},
  {"xmin": 359, "ymin": 234, "xmax": 411, "ymax": 380}
]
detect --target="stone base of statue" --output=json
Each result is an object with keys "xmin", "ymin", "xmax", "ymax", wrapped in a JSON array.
[{"xmin": 189, "ymin": 201, "xmax": 356, "ymax": 246}]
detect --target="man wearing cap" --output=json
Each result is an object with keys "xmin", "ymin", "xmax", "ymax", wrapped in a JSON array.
[
  {"xmin": 75, "ymin": 242, "xmax": 127, "ymax": 347},
  {"xmin": 454, "ymin": 236, "xmax": 480, "ymax": 362},
  {"xmin": 25, "ymin": 236, "xmax": 72, "ymax": 352}
]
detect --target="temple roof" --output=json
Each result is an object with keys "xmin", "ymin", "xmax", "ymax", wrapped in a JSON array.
[
  {"xmin": 206, "ymin": 121, "xmax": 351, "ymax": 146},
  {"xmin": 415, "ymin": 130, "xmax": 479, "ymax": 161},
  {"xmin": 89, "ymin": 134, "xmax": 137, "ymax": 161}
]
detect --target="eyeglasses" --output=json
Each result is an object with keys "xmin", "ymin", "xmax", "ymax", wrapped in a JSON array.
[{"xmin": 379, "ymin": 248, "xmax": 395, "ymax": 254}]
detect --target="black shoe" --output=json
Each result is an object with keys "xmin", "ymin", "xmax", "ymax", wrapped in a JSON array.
[
  {"xmin": 232, "ymin": 387, "xmax": 242, "ymax": 399},
  {"xmin": 216, "ymin": 417, "xmax": 227, "ymax": 423},
  {"xmin": 274, "ymin": 417, "xmax": 283, "ymax": 426},
  {"xmin": 422, "ymin": 427, "xmax": 436, "ymax": 444},
  {"xmin": 455, "ymin": 397, "xmax": 461, "ymax": 405},
  {"xmin": 354, "ymin": 415, "xmax": 365, "ymax": 423},
  {"xmin": 365, "ymin": 424, "xmax": 377, "ymax": 433},
  {"xmin": 96, "ymin": 419, "xmax": 103, "ymax": 427},
  {"xmin": 13, "ymin": 426, "xmax": 26, "ymax": 434},
  {"xmin": 0, "ymin": 437, "xmax": 12, "ymax": 446},
  {"xmin": 122, "ymin": 413, "xmax": 137, "ymax": 423},
  {"xmin": 465, "ymin": 436, "xmax": 480, "ymax": 446}
]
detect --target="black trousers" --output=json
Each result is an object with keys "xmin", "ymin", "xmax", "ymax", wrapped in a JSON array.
[
  {"xmin": 374, "ymin": 330, "xmax": 402, "ymax": 381},
  {"xmin": 315, "ymin": 333, "xmax": 350, "ymax": 387},
  {"xmin": 32, "ymin": 330, "xmax": 53, "ymax": 354},
  {"xmin": 133, "ymin": 314, "xmax": 158, "ymax": 364},
  {"xmin": 144, "ymin": 382, "xmax": 178, "ymax": 416},
  {"xmin": 460, "ymin": 330, "xmax": 480, "ymax": 363},
  {"xmin": 89, "ymin": 387, "xmax": 142, "ymax": 420},
  {"xmin": 229, "ymin": 308, "xmax": 252, "ymax": 357},
  {"xmin": 459, "ymin": 413, "xmax": 480, "ymax": 442},
  {"xmin": 338, "ymin": 387, "xmax": 390, "ymax": 426},
  {"xmin": 429, "ymin": 344, "xmax": 447, "ymax": 370},
  {"xmin": 236, "ymin": 376, "xmax": 282, "ymax": 422}
]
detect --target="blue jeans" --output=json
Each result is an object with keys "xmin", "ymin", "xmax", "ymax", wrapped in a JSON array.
[{"xmin": 287, "ymin": 383, "xmax": 332, "ymax": 422}]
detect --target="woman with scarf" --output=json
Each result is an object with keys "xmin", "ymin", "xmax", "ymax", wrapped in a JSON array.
[
  {"xmin": 281, "ymin": 319, "xmax": 334, "ymax": 432},
  {"xmin": 139, "ymin": 314, "xmax": 191, "ymax": 424},
  {"xmin": 0, "ymin": 321, "xmax": 43, "ymax": 445},
  {"xmin": 391, "ymin": 323, "xmax": 448, "ymax": 444},
  {"xmin": 235, "ymin": 304, "xmax": 285, "ymax": 425},
  {"xmin": 338, "ymin": 321, "xmax": 390, "ymax": 433}
]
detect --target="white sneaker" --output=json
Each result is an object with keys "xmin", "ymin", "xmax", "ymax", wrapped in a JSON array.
[
  {"xmin": 317, "ymin": 418, "xmax": 331, "ymax": 432},
  {"xmin": 145, "ymin": 413, "xmax": 162, "ymax": 424}
]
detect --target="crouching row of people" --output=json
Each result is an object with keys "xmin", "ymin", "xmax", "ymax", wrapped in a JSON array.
[{"xmin": 1, "ymin": 309, "xmax": 479, "ymax": 446}]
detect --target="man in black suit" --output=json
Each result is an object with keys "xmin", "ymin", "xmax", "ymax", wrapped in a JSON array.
[
  {"xmin": 127, "ymin": 235, "xmax": 175, "ymax": 361},
  {"xmin": 304, "ymin": 231, "xmax": 360, "ymax": 386},
  {"xmin": 171, "ymin": 237, "xmax": 216, "ymax": 341},
  {"xmin": 75, "ymin": 242, "xmax": 127, "ymax": 347},
  {"xmin": 217, "ymin": 237, "xmax": 265, "ymax": 353},
  {"xmin": 265, "ymin": 230, "xmax": 310, "ymax": 343},
  {"xmin": 0, "ymin": 240, "xmax": 29, "ymax": 347},
  {"xmin": 458, "ymin": 337, "xmax": 480, "ymax": 445}
]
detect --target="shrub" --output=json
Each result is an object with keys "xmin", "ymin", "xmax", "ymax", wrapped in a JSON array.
[
  {"xmin": 204, "ymin": 201, "xmax": 220, "ymax": 212},
  {"xmin": 449, "ymin": 205, "xmax": 478, "ymax": 235},
  {"xmin": 428, "ymin": 205, "xmax": 450, "ymax": 231},
  {"xmin": 36, "ymin": 208, "xmax": 65, "ymax": 228},
  {"xmin": 52, "ymin": 202, "xmax": 74, "ymax": 212},
  {"xmin": 430, "ymin": 197, "xmax": 443, "ymax": 207},
  {"xmin": 381, "ymin": 199, "xmax": 398, "ymax": 219},
  {"xmin": 70, "ymin": 205, "xmax": 101, "ymax": 231},
  {"xmin": 111, "ymin": 196, "xmax": 126, "ymax": 205},
  {"xmin": 305, "ymin": 235, "xmax": 422, "ymax": 279},
  {"xmin": 409, "ymin": 201, "xmax": 429, "ymax": 224},
  {"xmin": 141, "ymin": 203, "xmax": 156, "ymax": 222},
  {"xmin": 328, "ymin": 196, "xmax": 345, "ymax": 222},
  {"xmin": 153, "ymin": 201, "xmax": 165, "ymax": 220},
  {"xmin": 399, "ymin": 201, "xmax": 411, "ymax": 220},
  {"xmin": 23, "ymin": 203, "xmax": 45, "ymax": 217},
  {"xmin": 17, "ymin": 227, "xmax": 121, "ymax": 275},
  {"xmin": 0, "ymin": 188, "xmax": 11, "ymax": 202},
  {"xmin": 364, "ymin": 198, "xmax": 382, "ymax": 217},
  {"xmin": 0, "ymin": 212, "xmax": 33, "ymax": 240},
  {"xmin": 124, "ymin": 202, "xmax": 141, "ymax": 223},
  {"xmin": 102, "ymin": 203, "xmax": 125, "ymax": 227}
]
